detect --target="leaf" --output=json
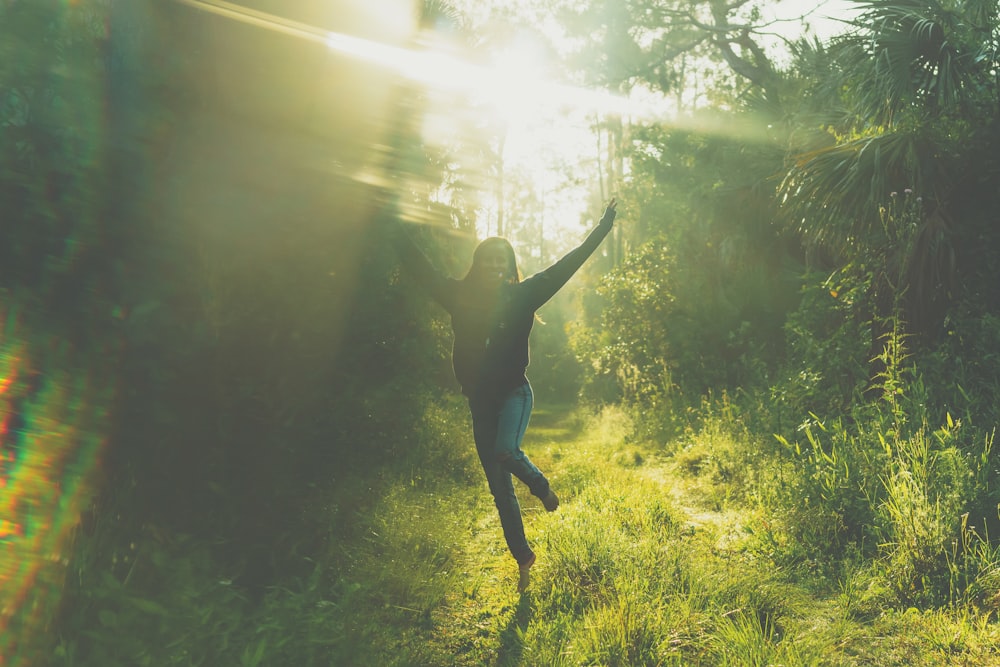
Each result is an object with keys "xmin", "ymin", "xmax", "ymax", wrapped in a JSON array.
[{"xmin": 128, "ymin": 596, "xmax": 170, "ymax": 616}]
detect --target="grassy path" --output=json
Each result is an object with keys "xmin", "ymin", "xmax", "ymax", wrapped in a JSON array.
[
  {"xmin": 346, "ymin": 405, "xmax": 1000, "ymax": 666},
  {"xmin": 421, "ymin": 405, "xmax": 827, "ymax": 665}
]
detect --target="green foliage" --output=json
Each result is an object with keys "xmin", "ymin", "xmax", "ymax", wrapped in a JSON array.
[
  {"xmin": 772, "ymin": 271, "xmax": 872, "ymax": 423},
  {"xmin": 54, "ymin": 392, "xmax": 1000, "ymax": 666},
  {"xmin": 572, "ymin": 220, "xmax": 795, "ymax": 439},
  {"xmin": 567, "ymin": 110, "xmax": 800, "ymax": 438},
  {"xmin": 14, "ymin": 0, "xmax": 1000, "ymax": 664},
  {"xmin": 919, "ymin": 306, "xmax": 1000, "ymax": 431},
  {"xmin": 777, "ymin": 0, "xmax": 1000, "ymax": 343},
  {"xmin": 55, "ymin": 393, "xmax": 475, "ymax": 666},
  {"xmin": 767, "ymin": 309, "xmax": 1000, "ymax": 609},
  {"xmin": 0, "ymin": 0, "xmax": 119, "ymax": 342},
  {"xmin": 0, "ymin": 3, "xmax": 138, "ymax": 661},
  {"xmin": 571, "ymin": 239, "xmax": 675, "ymax": 406}
]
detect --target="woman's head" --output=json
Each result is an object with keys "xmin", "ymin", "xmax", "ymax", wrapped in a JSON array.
[{"xmin": 466, "ymin": 237, "xmax": 520, "ymax": 288}]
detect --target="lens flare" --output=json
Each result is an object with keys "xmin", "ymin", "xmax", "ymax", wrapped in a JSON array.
[{"xmin": 1, "ymin": 305, "xmax": 111, "ymax": 663}]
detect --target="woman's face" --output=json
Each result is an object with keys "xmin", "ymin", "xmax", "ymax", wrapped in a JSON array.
[{"xmin": 477, "ymin": 244, "xmax": 513, "ymax": 287}]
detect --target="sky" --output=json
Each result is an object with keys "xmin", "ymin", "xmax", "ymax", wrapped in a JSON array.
[
  {"xmin": 163, "ymin": 0, "xmax": 862, "ymax": 253},
  {"xmin": 451, "ymin": 0, "xmax": 862, "ymax": 250}
]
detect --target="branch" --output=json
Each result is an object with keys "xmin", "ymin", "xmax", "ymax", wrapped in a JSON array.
[{"xmin": 707, "ymin": 0, "xmax": 782, "ymax": 105}]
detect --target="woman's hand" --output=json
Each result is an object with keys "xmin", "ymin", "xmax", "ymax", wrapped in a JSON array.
[{"xmin": 600, "ymin": 198, "xmax": 617, "ymax": 225}]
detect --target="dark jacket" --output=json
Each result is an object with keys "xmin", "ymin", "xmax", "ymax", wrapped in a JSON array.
[{"xmin": 395, "ymin": 220, "xmax": 613, "ymax": 407}]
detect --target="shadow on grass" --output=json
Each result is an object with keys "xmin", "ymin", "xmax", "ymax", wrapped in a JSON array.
[{"xmin": 495, "ymin": 593, "xmax": 533, "ymax": 666}]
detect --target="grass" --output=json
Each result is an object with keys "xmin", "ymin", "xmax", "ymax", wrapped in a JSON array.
[
  {"xmin": 317, "ymin": 404, "xmax": 1000, "ymax": 666},
  {"xmin": 50, "ymin": 403, "xmax": 1000, "ymax": 666}
]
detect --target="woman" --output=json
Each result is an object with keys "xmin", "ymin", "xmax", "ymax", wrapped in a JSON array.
[{"xmin": 393, "ymin": 199, "xmax": 617, "ymax": 591}]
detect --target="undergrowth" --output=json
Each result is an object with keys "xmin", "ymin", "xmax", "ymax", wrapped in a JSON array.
[{"xmin": 51, "ymin": 395, "xmax": 1000, "ymax": 666}]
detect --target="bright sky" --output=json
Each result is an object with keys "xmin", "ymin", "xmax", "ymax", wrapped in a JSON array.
[
  {"xmin": 759, "ymin": 0, "xmax": 859, "ymax": 42},
  {"xmin": 172, "ymin": 0, "xmax": 861, "ymax": 256},
  {"xmin": 452, "ymin": 0, "xmax": 862, "ymax": 252},
  {"xmin": 175, "ymin": 0, "xmax": 862, "ymax": 256}
]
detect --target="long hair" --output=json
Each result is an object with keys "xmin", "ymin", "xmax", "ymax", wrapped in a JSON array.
[{"xmin": 463, "ymin": 237, "xmax": 521, "ymax": 285}]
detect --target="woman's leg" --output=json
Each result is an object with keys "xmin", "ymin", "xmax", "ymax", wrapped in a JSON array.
[
  {"xmin": 471, "ymin": 402, "xmax": 533, "ymax": 565},
  {"xmin": 493, "ymin": 384, "xmax": 550, "ymax": 500},
  {"xmin": 471, "ymin": 383, "xmax": 554, "ymax": 565}
]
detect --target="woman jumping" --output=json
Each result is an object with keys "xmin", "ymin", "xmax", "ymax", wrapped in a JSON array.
[{"xmin": 392, "ymin": 198, "xmax": 617, "ymax": 591}]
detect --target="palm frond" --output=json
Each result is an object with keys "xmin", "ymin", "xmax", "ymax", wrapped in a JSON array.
[
  {"xmin": 778, "ymin": 130, "xmax": 922, "ymax": 249},
  {"xmin": 842, "ymin": 0, "xmax": 994, "ymax": 123}
]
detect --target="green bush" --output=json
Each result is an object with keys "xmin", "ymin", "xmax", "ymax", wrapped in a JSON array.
[
  {"xmin": 770, "ymin": 271, "xmax": 872, "ymax": 429},
  {"xmin": 767, "ymin": 314, "xmax": 999, "ymax": 607}
]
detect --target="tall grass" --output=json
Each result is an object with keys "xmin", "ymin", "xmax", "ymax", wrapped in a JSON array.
[
  {"xmin": 477, "ymin": 407, "xmax": 850, "ymax": 666},
  {"xmin": 763, "ymin": 303, "xmax": 1000, "ymax": 615},
  {"xmin": 53, "ymin": 394, "xmax": 1000, "ymax": 666}
]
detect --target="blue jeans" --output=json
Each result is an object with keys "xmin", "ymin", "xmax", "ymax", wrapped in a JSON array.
[{"xmin": 470, "ymin": 383, "xmax": 549, "ymax": 565}]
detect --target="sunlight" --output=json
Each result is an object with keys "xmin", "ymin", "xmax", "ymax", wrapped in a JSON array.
[
  {"xmin": 175, "ymin": 0, "xmax": 648, "ymax": 127},
  {"xmin": 172, "ymin": 0, "xmax": 653, "ymax": 249}
]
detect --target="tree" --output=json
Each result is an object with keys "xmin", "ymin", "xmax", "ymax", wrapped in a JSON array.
[
  {"xmin": 0, "ymin": 1, "xmax": 133, "ymax": 661},
  {"xmin": 777, "ymin": 0, "xmax": 1000, "ymax": 339}
]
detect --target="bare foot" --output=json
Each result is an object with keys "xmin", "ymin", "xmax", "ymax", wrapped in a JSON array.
[{"xmin": 517, "ymin": 552, "xmax": 536, "ymax": 593}]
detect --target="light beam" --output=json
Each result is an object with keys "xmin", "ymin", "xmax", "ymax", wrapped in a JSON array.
[{"xmin": 173, "ymin": 0, "xmax": 656, "ymax": 122}]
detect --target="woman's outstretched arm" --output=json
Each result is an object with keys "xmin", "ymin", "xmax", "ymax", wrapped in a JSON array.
[
  {"xmin": 381, "ymin": 210, "xmax": 457, "ymax": 311},
  {"xmin": 521, "ymin": 199, "xmax": 617, "ymax": 309}
]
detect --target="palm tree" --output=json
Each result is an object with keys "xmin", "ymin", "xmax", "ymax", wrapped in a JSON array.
[{"xmin": 778, "ymin": 0, "xmax": 999, "ymax": 339}]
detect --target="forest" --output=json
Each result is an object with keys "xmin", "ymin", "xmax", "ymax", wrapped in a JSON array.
[{"xmin": 2, "ymin": 0, "xmax": 1000, "ymax": 664}]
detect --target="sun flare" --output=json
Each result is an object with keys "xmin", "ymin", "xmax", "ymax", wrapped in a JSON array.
[
  {"xmin": 175, "ymin": 0, "xmax": 648, "ymax": 127},
  {"xmin": 171, "ymin": 0, "xmax": 656, "ymax": 248}
]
